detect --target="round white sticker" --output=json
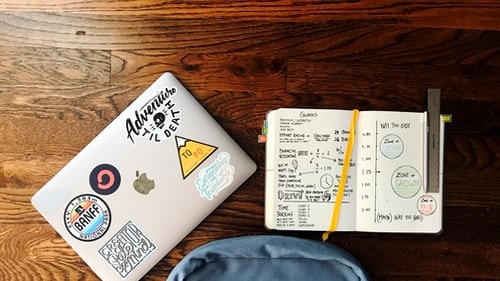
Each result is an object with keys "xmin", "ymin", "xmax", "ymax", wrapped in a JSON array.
[{"xmin": 64, "ymin": 194, "xmax": 111, "ymax": 242}]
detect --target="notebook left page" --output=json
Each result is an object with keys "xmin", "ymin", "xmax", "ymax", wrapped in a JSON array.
[{"xmin": 264, "ymin": 108, "xmax": 358, "ymax": 231}]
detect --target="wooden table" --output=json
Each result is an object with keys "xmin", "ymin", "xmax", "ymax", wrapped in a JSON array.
[{"xmin": 1, "ymin": 1, "xmax": 499, "ymax": 280}]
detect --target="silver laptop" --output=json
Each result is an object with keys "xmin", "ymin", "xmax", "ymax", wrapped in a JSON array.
[{"xmin": 31, "ymin": 72, "xmax": 257, "ymax": 280}]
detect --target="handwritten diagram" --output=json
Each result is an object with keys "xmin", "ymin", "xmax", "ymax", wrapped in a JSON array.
[{"xmin": 266, "ymin": 108, "xmax": 441, "ymax": 232}]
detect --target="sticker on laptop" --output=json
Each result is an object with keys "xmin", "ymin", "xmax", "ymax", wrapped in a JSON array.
[
  {"xmin": 125, "ymin": 87, "xmax": 182, "ymax": 144},
  {"xmin": 133, "ymin": 170, "xmax": 155, "ymax": 195},
  {"xmin": 89, "ymin": 164, "xmax": 121, "ymax": 195},
  {"xmin": 195, "ymin": 152, "xmax": 235, "ymax": 200},
  {"xmin": 176, "ymin": 136, "xmax": 218, "ymax": 179},
  {"xmin": 64, "ymin": 194, "xmax": 111, "ymax": 242},
  {"xmin": 99, "ymin": 221, "xmax": 157, "ymax": 278}
]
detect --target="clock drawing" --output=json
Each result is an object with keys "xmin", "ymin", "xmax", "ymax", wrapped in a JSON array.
[{"xmin": 320, "ymin": 174, "xmax": 334, "ymax": 189}]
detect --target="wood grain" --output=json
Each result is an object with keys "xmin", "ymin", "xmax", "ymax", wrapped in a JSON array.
[
  {"xmin": 0, "ymin": 14, "xmax": 499, "ymax": 59},
  {"xmin": 1, "ymin": 1, "xmax": 499, "ymax": 280},
  {"xmin": 0, "ymin": 46, "xmax": 110, "ymax": 86},
  {"xmin": 1, "ymin": 1, "xmax": 499, "ymax": 30}
]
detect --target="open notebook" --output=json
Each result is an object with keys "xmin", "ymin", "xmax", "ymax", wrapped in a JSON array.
[{"xmin": 264, "ymin": 107, "xmax": 447, "ymax": 234}]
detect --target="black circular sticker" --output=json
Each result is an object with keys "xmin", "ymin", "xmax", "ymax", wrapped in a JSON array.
[
  {"xmin": 64, "ymin": 194, "xmax": 111, "ymax": 242},
  {"xmin": 89, "ymin": 164, "xmax": 121, "ymax": 195}
]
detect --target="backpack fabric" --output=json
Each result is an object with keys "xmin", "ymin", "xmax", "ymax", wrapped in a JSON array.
[{"xmin": 167, "ymin": 235, "xmax": 371, "ymax": 281}]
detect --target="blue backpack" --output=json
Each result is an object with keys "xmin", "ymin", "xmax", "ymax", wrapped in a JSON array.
[{"xmin": 167, "ymin": 235, "xmax": 371, "ymax": 281}]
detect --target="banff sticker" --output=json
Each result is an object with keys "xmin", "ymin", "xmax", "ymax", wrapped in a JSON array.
[
  {"xmin": 126, "ymin": 87, "xmax": 182, "ymax": 144},
  {"xmin": 64, "ymin": 194, "xmax": 111, "ymax": 242}
]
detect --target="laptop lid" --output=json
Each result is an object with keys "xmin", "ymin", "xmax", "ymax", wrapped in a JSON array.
[{"xmin": 31, "ymin": 72, "xmax": 257, "ymax": 281}]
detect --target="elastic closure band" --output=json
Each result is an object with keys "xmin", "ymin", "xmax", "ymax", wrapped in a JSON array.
[{"xmin": 323, "ymin": 109, "xmax": 359, "ymax": 241}]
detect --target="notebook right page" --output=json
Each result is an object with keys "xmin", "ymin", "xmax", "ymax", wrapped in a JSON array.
[{"xmin": 355, "ymin": 111, "xmax": 442, "ymax": 233}]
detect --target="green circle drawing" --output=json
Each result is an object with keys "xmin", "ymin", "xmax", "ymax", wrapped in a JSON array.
[{"xmin": 391, "ymin": 166, "xmax": 421, "ymax": 198}]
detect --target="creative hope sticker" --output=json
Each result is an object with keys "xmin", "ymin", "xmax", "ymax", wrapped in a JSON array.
[
  {"xmin": 125, "ymin": 87, "xmax": 182, "ymax": 144},
  {"xmin": 99, "ymin": 221, "xmax": 157, "ymax": 278},
  {"xmin": 195, "ymin": 152, "xmax": 235, "ymax": 200},
  {"xmin": 64, "ymin": 194, "xmax": 111, "ymax": 242}
]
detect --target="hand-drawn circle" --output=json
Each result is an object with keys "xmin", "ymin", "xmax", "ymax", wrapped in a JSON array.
[
  {"xmin": 391, "ymin": 166, "xmax": 421, "ymax": 198},
  {"xmin": 319, "ymin": 174, "xmax": 334, "ymax": 189},
  {"xmin": 380, "ymin": 134, "xmax": 404, "ymax": 159},
  {"xmin": 89, "ymin": 164, "xmax": 121, "ymax": 195},
  {"xmin": 417, "ymin": 194, "xmax": 437, "ymax": 215}
]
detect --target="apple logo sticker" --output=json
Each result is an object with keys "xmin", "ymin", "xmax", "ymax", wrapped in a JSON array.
[{"xmin": 133, "ymin": 171, "xmax": 155, "ymax": 194}]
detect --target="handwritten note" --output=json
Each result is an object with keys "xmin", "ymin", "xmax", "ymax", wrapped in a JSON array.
[{"xmin": 265, "ymin": 109, "xmax": 443, "ymax": 233}]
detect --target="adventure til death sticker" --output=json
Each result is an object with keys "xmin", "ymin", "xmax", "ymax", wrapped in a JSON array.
[{"xmin": 126, "ymin": 87, "xmax": 181, "ymax": 144}]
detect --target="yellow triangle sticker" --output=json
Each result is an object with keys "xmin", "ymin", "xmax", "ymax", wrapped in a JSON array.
[{"xmin": 175, "ymin": 136, "xmax": 218, "ymax": 179}]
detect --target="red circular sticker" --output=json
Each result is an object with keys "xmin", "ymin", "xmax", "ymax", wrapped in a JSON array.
[{"xmin": 89, "ymin": 164, "xmax": 121, "ymax": 195}]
